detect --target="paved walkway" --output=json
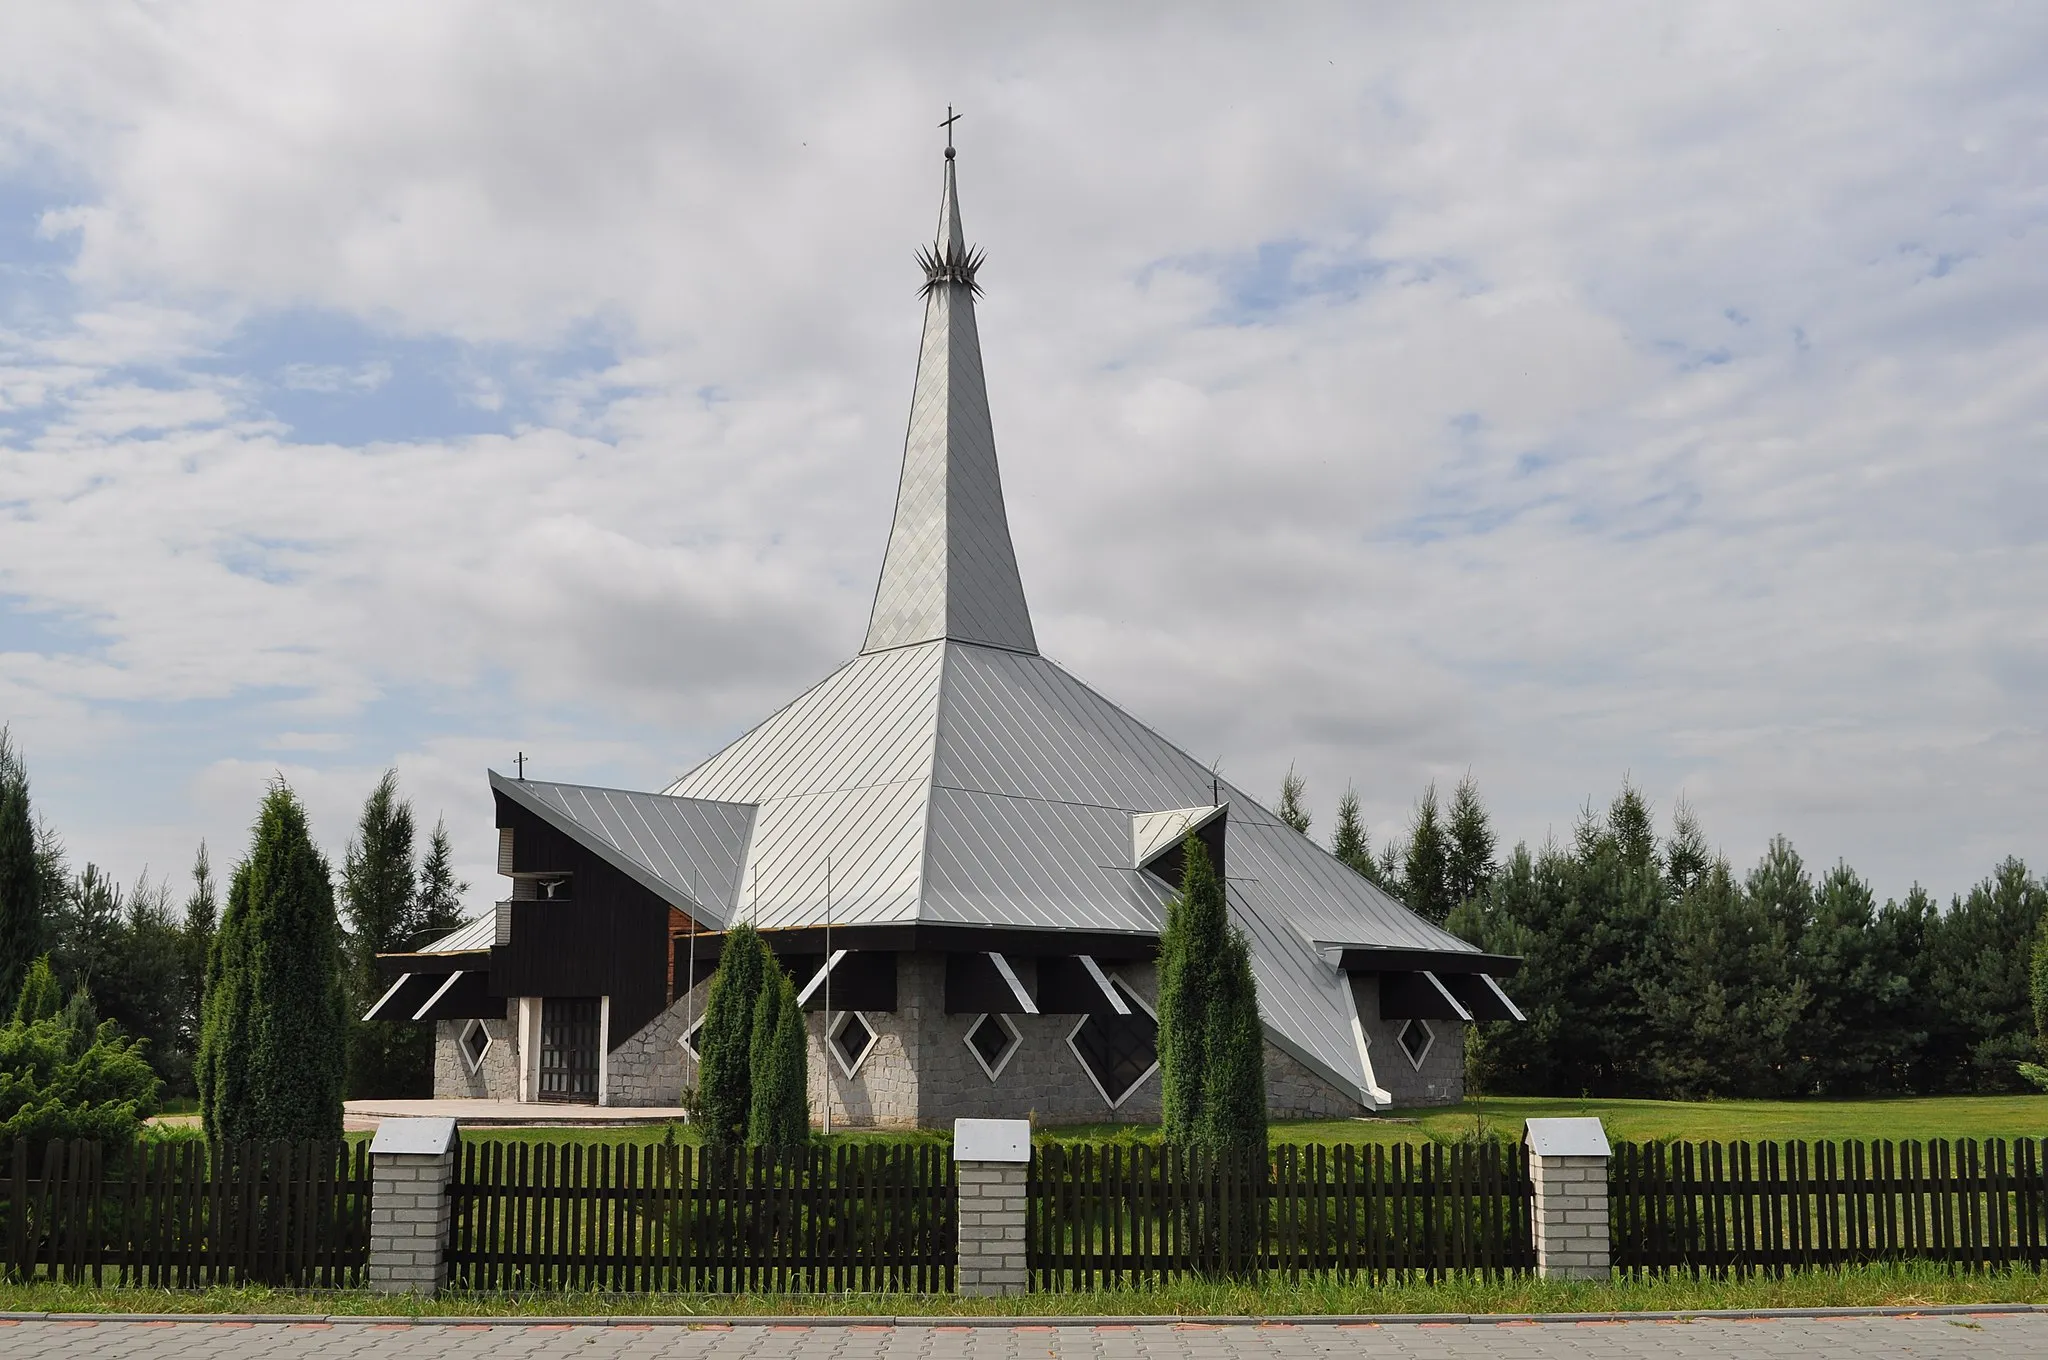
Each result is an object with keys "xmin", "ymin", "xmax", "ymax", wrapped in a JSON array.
[
  {"xmin": 343, "ymin": 1099, "xmax": 690, "ymax": 1130},
  {"xmin": 3, "ymin": 1314, "xmax": 2042, "ymax": 1359}
]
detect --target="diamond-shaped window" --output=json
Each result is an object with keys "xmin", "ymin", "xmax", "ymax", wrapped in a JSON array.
[
  {"xmin": 460, "ymin": 1018, "xmax": 493, "ymax": 1074},
  {"xmin": 830, "ymin": 1012, "xmax": 878, "ymax": 1077},
  {"xmin": 678, "ymin": 1014, "xmax": 706, "ymax": 1060},
  {"xmin": 964, "ymin": 1013, "xmax": 1020, "ymax": 1080},
  {"xmin": 1397, "ymin": 1018, "xmax": 1434, "ymax": 1070},
  {"xmin": 1066, "ymin": 981, "xmax": 1159, "ymax": 1108}
]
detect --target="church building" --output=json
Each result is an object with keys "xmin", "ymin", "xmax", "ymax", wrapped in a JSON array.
[{"xmin": 371, "ymin": 142, "xmax": 1523, "ymax": 1126}]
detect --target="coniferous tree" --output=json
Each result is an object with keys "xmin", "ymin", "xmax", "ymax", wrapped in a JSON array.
[
  {"xmin": 1638, "ymin": 857, "xmax": 1806, "ymax": 1098},
  {"xmin": 1277, "ymin": 767, "xmax": 1311, "ymax": 836},
  {"xmin": 1403, "ymin": 782, "xmax": 1451, "ymax": 923},
  {"xmin": 2022, "ymin": 910, "xmax": 2048, "ymax": 1090},
  {"xmin": 1802, "ymin": 861, "xmax": 1915, "ymax": 1096},
  {"xmin": 0, "ymin": 727, "xmax": 47, "ymax": 1008},
  {"xmin": 1922, "ymin": 858, "xmax": 2046, "ymax": 1092},
  {"xmin": 183, "ymin": 842, "xmax": 218, "ymax": 1023},
  {"xmin": 1196, "ymin": 918, "xmax": 1266, "ymax": 1155},
  {"xmin": 1156, "ymin": 833, "xmax": 1226, "ymax": 1145},
  {"xmin": 413, "ymin": 818, "xmax": 470, "ymax": 946},
  {"xmin": 1330, "ymin": 789, "xmax": 1378, "ymax": 884},
  {"xmin": 1443, "ymin": 774, "xmax": 1497, "ymax": 911},
  {"xmin": 696, "ymin": 922, "xmax": 769, "ymax": 1149},
  {"xmin": 11, "ymin": 954, "xmax": 60, "ymax": 1024},
  {"xmin": 747, "ymin": 967, "xmax": 809, "ymax": 1150},
  {"xmin": 1664, "ymin": 800, "xmax": 1712, "ymax": 896},
  {"xmin": 197, "ymin": 779, "xmax": 347, "ymax": 1143},
  {"xmin": 343, "ymin": 772, "xmax": 421, "ymax": 1099}
]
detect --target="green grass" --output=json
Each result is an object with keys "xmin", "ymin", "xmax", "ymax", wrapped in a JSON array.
[
  {"xmin": 0, "ymin": 1262, "xmax": 2042, "ymax": 1317},
  {"xmin": 429, "ymin": 1094, "xmax": 2046, "ymax": 1152}
]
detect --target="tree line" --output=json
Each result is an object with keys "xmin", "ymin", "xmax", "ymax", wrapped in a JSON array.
[
  {"xmin": 1283, "ymin": 768, "xmax": 2048, "ymax": 1099},
  {"xmin": 0, "ymin": 726, "xmax": 472, "ymax": 1143}
]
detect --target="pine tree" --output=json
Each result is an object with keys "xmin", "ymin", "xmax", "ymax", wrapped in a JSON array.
[
  {"xmin": 696, "ymin": 922, "xmax": 769, "ymax": 1149},
  {"xmin": 747, "ymin": 967, "xmax": 809, "ymax": 1150},
  {"xmin": 197, "ymin": 779, "xmax": 347, "ymax": 1143},
  {"xmin": 1923, "ymin": 858, "xmax": 2046, "ymax": 1092},
  {"xmin": 0, "ymin": 727, "xmax": 46, "ymax": 1009},
  {"xmin": 1330, "ymin": 789, "xmax": 1376, "ymax": 882},
  {"xmin": 413, "ymin": 818, "xmax": 469, "ymax": 946},
  {"xmin": 1277, "ymin": 767, "xmax": 1311, "ymax": 836},
  {"xmin": 1156, "ymin": 833, "xmax": 1225, "ymax": 1145},
  {"xmin": 1443, "ymin": 774, "xmax": 1497, "ymax": 910},
  {"xmin": 1664, "ymin": 799, "xmax": 1711, "ymax": 896},
  {"xmin": 1403, "ymin": 782, "xmax": 1450, "ymax": 923}
]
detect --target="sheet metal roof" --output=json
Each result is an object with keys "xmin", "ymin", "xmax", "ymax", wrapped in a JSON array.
[
  {"xmin": 482, "ymin": 147, "xmax": 1487, "ymax": 1110},
  {"xmin": 491, "ymin": 772, "xmax": 755, "ymax": 926}
]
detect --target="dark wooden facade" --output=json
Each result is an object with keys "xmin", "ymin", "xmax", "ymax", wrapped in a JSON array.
[{"xmin": 487, "ymin": 789, "xmax": 690, "ymax": 1051}]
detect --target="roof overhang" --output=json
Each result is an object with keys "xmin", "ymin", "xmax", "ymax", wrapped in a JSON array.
[
  {"xmin": 1322, "ymin": 945, "xmax": 1522, "ymax": 977},
  {"xmin": 686, "ymin": 921, "xmax": 1159, "ymax": 963}
]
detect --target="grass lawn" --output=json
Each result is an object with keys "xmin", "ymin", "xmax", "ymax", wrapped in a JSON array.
[
  {"xmin": 418, "ymin": 1093, "xmax": 2046, "ymax": 1151},
  {"xmin": 1, "ymin": 1262, "xmax": 2043, "ymax": 1317}
]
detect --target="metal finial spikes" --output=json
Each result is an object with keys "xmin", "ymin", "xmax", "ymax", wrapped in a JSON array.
[{"xmin": 940, "ymin": 105, "xmax": 961, "ymax": 151}]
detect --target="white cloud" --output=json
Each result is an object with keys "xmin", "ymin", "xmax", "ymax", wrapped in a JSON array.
[{"xmin": 0, "ymin": 2, "xmax": 2042, "ymax": 911}]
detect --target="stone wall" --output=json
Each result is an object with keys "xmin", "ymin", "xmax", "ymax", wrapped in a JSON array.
[
  {"xmin": 1347, "ymin": 972, "xmax": 1466, "ymax": 1107},
  {"xmin": 432, "ymin": 999, "xmax": 522, "ymax": 1101},
  {"xmin": 503, "ymin": 952, "xmax": 1467, "ymax": 1122}
]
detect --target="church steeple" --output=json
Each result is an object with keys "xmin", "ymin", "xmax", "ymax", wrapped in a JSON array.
[{"xmin": 861, "ymin": 137, "xmax": 1037, "ymax": 656}]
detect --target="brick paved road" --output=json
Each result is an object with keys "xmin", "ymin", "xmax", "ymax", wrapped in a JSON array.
[{"xmin": 2, "ymin": 1315, "xmax": 2043, "ymax": 1360}]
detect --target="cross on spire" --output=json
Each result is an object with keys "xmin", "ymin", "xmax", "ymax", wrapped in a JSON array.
[{"xmin": 940, "ymin": 105, "xmax": 961, "ymax": 154}]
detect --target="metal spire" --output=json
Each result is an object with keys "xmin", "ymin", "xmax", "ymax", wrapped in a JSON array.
[{"xmin": 861, "ymin": 122, "xmax": 1036, "ymax": 656}]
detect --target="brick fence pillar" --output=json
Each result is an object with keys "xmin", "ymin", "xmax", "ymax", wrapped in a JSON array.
[
  {"xmin": 367, "ymin": 1117, "xmax": 459, "ymax": 1296},
  {"xmin": 953, "ymin": 1118, "xmax": 1031, "ymax": 1297},
  {"xmin": 1524, "ymin": 1117, "xmax": 1611, "ymax": 1280}
]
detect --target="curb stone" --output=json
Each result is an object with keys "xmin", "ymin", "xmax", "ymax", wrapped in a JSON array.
[{"xmin": 0, "ymin": 1304, "xmax": 2042, "ymax": 1326}]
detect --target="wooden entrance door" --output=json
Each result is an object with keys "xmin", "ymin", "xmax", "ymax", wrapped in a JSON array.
[{"xmin": 537, "ymin": 997, "xmax": 601, "ymax": 1102}]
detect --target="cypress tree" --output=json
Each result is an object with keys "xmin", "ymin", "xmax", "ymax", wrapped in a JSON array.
[
  {"xmin": 1277, "ymin": 767, "xmax": 1311, "ymax": 836},
  {"xmin": 0, "ymin": 727, "xmax": 45, "ymax": 1009},
  {"xmin": 1157, "ymin": 833, "xmax": 1225, "ymax": 1146},
  {"xmin": 748, "ymin": 967, "xmax": 809, "ymax": 1150},
  {"xmin": 696, "ymin": 922, "xmax": 768, "ymax": 1149},
  {"xmin": 197, "ymin": 779, "xmax": 347, "ymax": 1143},
  {"xmin": 1196, "ymin": 920, "xmax": 1266, "ymax": 1154}
]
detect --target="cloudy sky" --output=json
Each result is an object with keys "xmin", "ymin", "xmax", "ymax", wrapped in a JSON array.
[{"xmin": 1, "ymin": 2, "xmax": 2042, "ymax": 916}]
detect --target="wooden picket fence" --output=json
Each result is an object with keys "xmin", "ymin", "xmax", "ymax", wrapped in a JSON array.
[
  {"xmin": 1611, "ymin": 1138, "xmax": 2048, "ymax": 1276},
  {"xmin": 1030, "ymin": 1141, "xmax": 1535, "ymax": 1288},
  {"xmin": 446, "ymin": 1140, "xmax": 955, "ymax": 1292},
  {"xmin": 0, "ymin": 1138, "xmax": 369, "ymax": 1286}
]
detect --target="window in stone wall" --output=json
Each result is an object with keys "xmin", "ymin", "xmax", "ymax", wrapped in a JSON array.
[
  {"xmin": 964, "ymin": 1013, "xmax": 1021, "ymax": 1080},
  {"xmin": 460, "ymin": 1018, "xmax": 493, "ymax": 1074},
  {"xmin": 677, "ymin": 1014, "xmax": 707, "ymax": 1060},
  {"xmin": 829, "ymin": 1011, "xmax": 879, "ymax": 1077},
  {"xmin": 1066, "ymin": 980, "xmax": 1159, "ymax": 1108},
  {"xmin": 1397, "ymin": 1018, "xmax": 1434, "ymax": 1070}
]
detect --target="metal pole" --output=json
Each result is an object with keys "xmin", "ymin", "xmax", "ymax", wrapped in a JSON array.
[
  {"xmin": 684, "ymin": 869, "xmax": 698, "ymax": 1115},
  {"xmin": 822, "ymin": 854, "xmax": 832, "ymax": 1138}
]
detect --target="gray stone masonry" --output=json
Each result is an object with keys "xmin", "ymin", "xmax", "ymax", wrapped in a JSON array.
[
  {"xmin": 954, "ymin": 1161, "xmax": 1029, "ymax": 1296},
  {"xmin": 367, "ymin": 1149, "xmax": 455, "ymax": 1295},
  {"xmin": 1529, "ymin": 1152, "xmax": 1611, "ymax": 1280}
]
